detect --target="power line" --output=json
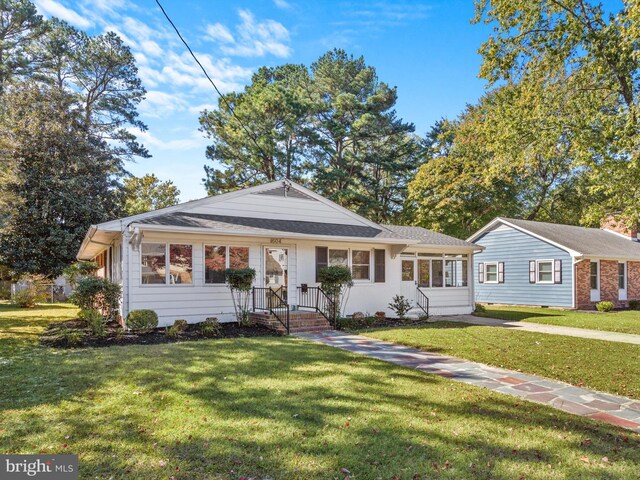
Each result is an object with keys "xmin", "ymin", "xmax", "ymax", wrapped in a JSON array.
[{"xmin": 154, "ymin": 0, "xmax": 269, "ymax": 162}]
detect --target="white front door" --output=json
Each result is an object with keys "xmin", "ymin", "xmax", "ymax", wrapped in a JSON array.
[
  {"xmin": 619, "ymin": 262, "xmax": 627, "ymax": 301},
  {"xmin": 590, "ymin": 260, "xmax": 600, "ymax": 302},
  {"xmin": 264, "ymin": 247, "xmax": 288, "ymax": 301},
  {"xmin": 400, "ymin": 258, "xmax": 416, "ymax": 305}
]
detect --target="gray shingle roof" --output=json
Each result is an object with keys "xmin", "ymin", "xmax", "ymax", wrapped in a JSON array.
[
  {"xmin": 498, "ymin": 218, "xmax": 640, "ymax": 259},
  {"xmin": 384, "ymin": 225, "xmax": 479, "ymax": 248},
  {"xmin": 138, "ymin": 212, "xmax": 403, "ymax": 239}
]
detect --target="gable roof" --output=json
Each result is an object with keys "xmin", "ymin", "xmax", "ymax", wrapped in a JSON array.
[
  {"xmin": 469, "ymin": 217, "xmax": 640, "ymax": 260},
  {"xmin": 384, "ymin": 225, "xmax": 479, "ymax": 249}
]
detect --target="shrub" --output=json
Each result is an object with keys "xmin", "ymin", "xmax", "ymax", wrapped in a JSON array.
[
  {"xmin": 0, "ymin": 284, "xmax": 10, "ymax": 300},
  {"xmin": 60, "ymin": 327, "xmax": 83, "ymax": 346},
  {"xmin": 224, "ymin": 268, "xmax": 257, "ymax": 324},
  {"xmin": 12, "ymin": 286, "xmax": 47, "ymax": 308},
  {"xmin": 199, "ymin": 317, "xmax": 221, "ymax": 337},
  {"xmin": 318, "ymin": 266, "xmax": 353, "ymax": 323},
  {"xmin": 80, "ymin": 308, "xmax": 106, "ymax": 336},
  {"xmin": 596, "ymin": 301, "xmax": 614, "ymax": 312},
  {"xmin": 628, "ymin": 299, "xmax": 640, "ymax": 310},
  {"xmin": 165, "ymin": 326, "xmax": 180, "ymax": 338},
  {"xmin": 63, "ymin": 261, "xmax": 98, "ymax": 287},
  {"xmin": 474, "ymin": 303, "xmax": 486, "ymax": 313},
  {"xmin": 71, "ymin": 277, "xmax": 121, "ymax": 321},
  {"xmin": 388, "ymin": 294, "xmax": 412, "ymax": 319},
  {"xmin": 127, "ymin": 309, "xmax": 158, "ymax": 332},
  {"xmin": 173, "ymin": 319, "xmax": 188, "ymax": 332}
]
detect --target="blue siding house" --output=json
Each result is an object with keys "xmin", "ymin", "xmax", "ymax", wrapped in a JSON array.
[{"xmin": 468, "ymin": 217, "xmax": 640, "ymax": 309}]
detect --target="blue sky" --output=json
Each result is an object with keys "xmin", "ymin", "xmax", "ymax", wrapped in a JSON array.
[{"xmin": 33, "ymin": 0, "xmax": 495, "ymax": 200}]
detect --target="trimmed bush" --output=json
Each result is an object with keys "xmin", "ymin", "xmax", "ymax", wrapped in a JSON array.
[
  {"xmin": 173, "ymin": 319, "xmax": 188, "ymax": 332},
  {"xmin": 80, "ymin": 308, "xmax": 106, "ymax": 336},
  {"xmin": 199, "ymin": 317, "xmax": 221, "ymax": 337},
  {"xmin": 596, "ymin": 301, "xmax": 614, "ymax": 312},
  {"xmin": 12, "ymin": 286, "xmax": 47, "ymax": 308},
  {"xmin": 628, "ymin": 299, "xmax": 640, "ymax": 310},
  {"xmin": 127, "ymin": 309, "xmax": 158, "ymax": 332},
  {"xmin": 71, "ymin": 277, "xmax": 121, "ymax": 321}
]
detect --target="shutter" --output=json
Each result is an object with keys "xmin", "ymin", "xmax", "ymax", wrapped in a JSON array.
[
  {"xmin": 529, "ymin": 261, "xmax": 536, "ymax": 283},
  {"xmin": 315, "ymin": 247, "xmax": 328, "ymax": 282},
  {"xmin": 478, "ymin": 262, "xmax": 485, "ymax": 283},
  {"xmin": 554, "ymin": 259, "xmax": 562, "ymax": 284},
  {"xmin": 374, "ymin": 249, "xmax": 385, "ymax": 283},
  {"xmin": 498, "ymin": 262, "xmax": 505, "ymax": 283}
]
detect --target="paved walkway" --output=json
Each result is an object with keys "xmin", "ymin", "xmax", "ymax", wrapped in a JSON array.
[
  {"xmin": 437, "ymin": 314, "xmax": 640, "ymax": 345},
  {"xmin": 295, "ymin": 330, "xmax": 640, "ymax": 432}
]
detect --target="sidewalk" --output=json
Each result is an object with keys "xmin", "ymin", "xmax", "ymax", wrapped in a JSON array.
[
  {"xmin": 439, "ymin": 314, "xmax": 640, "ymax": 345},
  {"xmin": 295, "ymin": 330, "xmax": 640, "ymax": 432}
]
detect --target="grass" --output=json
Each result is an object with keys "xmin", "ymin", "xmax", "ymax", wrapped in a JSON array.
[
  {"xmin": 0, "ymin": 304, "xmax": 639, "ymax": 478},
  {"xmin": 476, "ymin": 306, "xmax": 640, "ymax": 335},
  {"xmin": 357, "ymin": 322, "xmax": 640, "ymax": 399}
]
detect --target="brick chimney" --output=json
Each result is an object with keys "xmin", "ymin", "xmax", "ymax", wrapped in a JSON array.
[{"xmin": 601, "ymin": 213, "xmax": 638, "ymax": 240}]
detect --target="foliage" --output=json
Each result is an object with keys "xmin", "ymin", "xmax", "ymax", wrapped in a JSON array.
[
  {"xmin": 628, "ymin": 299, "xmax": 640, "ymax": 310},
  {"xmin": 126, "ymin": 309, "xmax": 158, "ymax": 332},
  {"xmin": 58, "ymin": 326, "xmax": 82, "ymax": 346},
  {"xmin": 318, "ymin": 265, "xmax": 353, "ymax": 321},
  {"xmin": 79, "ymin": 308, "xmax": 105, "ymax": 336},
  {"xmin": 70, "ymin": 277, "xmax": 121, "ymax": 321},
  {"xmin": 388, "ymin": 294, "xmax": 412, "ymax": 319},
  {"xmin": 123, "ymin": 173, "xmax": 180, "ymax": 215},
  {"xmin": 12, "ymin": 285, "xmax": 46, "ymax": 308},
  {"xmin": 199, "ymin": 317, "xmax": 221, "ymax": 337},
  {"xmin": 172, "ymin": 319, "xmax": 188, "ymax": 332},
  {"xmin": 337, "ymin": 315, "xmax": 376, "ymax": 330},
  {"xmin": 224, "ymin": 268, "xmax": 256, "ymax": 324},
  {"xmin": 474, "ymin": 303, "xmax": 486, "ymax": 314},
  {"xmin": 63, "ymin": 261, "xmax": 98, "ymax": 288},
  {"xmin": 595, "ymin": 301, "xmax": 614, "ymax": 313},
  {"xmin": 165, "ymin": 325, "xmax": 180, "ymax": 339}
]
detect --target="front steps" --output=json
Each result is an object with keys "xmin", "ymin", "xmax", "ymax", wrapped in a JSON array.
[{"xmin": 249, "ymin": 310, "xmax": 331, "ymax": 334}]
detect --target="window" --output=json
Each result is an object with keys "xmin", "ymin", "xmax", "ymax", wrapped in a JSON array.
[
  {"xmin": 418, "ymin": 259, "xmax": 430, "ymax": 287},
  {"xmin": 445, "ymin": 258, "xmax": 468, "ymax": 287},
  {"xmin": 485, "ymin": 263, "xmax": 498, "ymax": 283},
  {"xmin": 205, "ymin": 245, "xmax": 250, "ymax": 284},
  {"xmin": 351, "ymin": 250, "xmax": 370, "ymax": 280},
  {"xmin": 401, "ymin": 260, "xmax": 414, "ymax": 281},
  {"xmin": 537, "ymin": 260, "xmax": 553, "ymax": 284},
  {"xmin": 329, "ymin": 249, "xmax": 349, "ymax": 267},
  {"xmin": 374, "ymin": 249, "xmax": 385, "ymax": 283},
  {"xmin": 141, "ymin": 243, "xmax": 166, "ymax": 284},
  {"xmin": 169, "ymin": 245, "xmax": 193, "ymax": 284},
  {"xmin": 619, "ymin": 262, "xmax": 626, "ymax": 289},
  {"xmin": 432, "ymin": 259, "xmax": 444, "ymax": 287},
  {"xmin": 590, "ymin": 261, "xmax": 598, "ymax": 290}
]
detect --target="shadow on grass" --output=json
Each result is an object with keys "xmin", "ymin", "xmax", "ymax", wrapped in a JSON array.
[{"xmin": 476, "ymin": 309, "xmax": 563, "ymax": 322}]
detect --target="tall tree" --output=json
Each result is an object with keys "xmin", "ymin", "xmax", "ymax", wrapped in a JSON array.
[
  {"xmin": 123, "ymin": 174, "xmax": 180, "ymax": 216},
  {"xmin": 0, "ymin": 83, "xmax": 123, "ymax": 277},
  {"xmin": 200, "ymin": 64, "xmax": 314, "ymax": 194},
  {"xmin": 474, "ymin": 0, "xmax": 640, "ymax": 227}
]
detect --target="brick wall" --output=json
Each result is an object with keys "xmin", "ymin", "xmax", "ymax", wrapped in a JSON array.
[
  {"xmin": 600, "ymin": 260, "xmax": 621, "ymax": 307},
  {"xmin": 575, "ymin": 260, "xmax": 591, "ymax": 309},
  {"xmin": 628, "ymin": 261, "xmax": 640, "ymax": 301}
]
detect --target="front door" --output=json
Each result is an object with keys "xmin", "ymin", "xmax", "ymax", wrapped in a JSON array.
[
  {"xmin": 264, "ymin": 247, "xmax": 288, "ymax": 301},
  {"xmin": 400, "ymin": 258, "xmax": 416, "ymax": 304}
]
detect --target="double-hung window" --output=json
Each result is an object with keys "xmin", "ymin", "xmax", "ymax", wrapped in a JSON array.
[
  {"xmin": 485, "ymin": 262, "xmax": 498, "ymax": 283},
  {"xmin": 204, "ymin": 245, "xmax": 250, "ymax": 284},
  {"xmin": 316, "ymin": 247, "xmax": 382, "ymax": 282},
  {"xmin": 537, "ymin": 260, "xmax": 553, "ymax": 284}
]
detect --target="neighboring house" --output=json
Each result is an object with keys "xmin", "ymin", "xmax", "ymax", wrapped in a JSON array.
[
  {"xmin": 468, "ymin": 217, "xmax": 640, "ymax": 309},
  {"xmin": 77, "ymin": 181, "xmax": 480, "ymax": 328}
]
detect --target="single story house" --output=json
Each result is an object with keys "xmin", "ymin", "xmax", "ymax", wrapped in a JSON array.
[
  {"xmin": 468, "ymin": 216, "xmax": 640, "ymax": 309},
  {"xmin": 77, "ymin": 180, "xmax": 481, "ymax": 329}
]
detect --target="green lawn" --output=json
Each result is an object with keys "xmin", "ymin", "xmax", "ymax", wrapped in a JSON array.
[
  {"xmin": 1, "ymin": 304, "xmax": 639, "ymax": 479},
  {"xmin": 358, "ymin": 322, "xmax": 640, "ymax": 399},
  {"xmin": 477, "ymin": 306, "xmax": 640, "ymax": 335}
]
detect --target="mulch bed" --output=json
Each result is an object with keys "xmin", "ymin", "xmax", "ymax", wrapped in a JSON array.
[
  {"xmin": 40, "ymin": 319, "xmax": 279, "ymax": 349},
  {"xmin": 341, "ymin": 317, "xmax": 433, "ymax": 331}
]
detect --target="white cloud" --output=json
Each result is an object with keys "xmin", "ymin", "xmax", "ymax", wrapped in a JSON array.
[
  {"xmin": 203, "ymin": 9, "xmax": 291, "ymax": 58},
  {"xmin": 273, "ymin": 0, "xmax": 292, "ymax": 10},
  {"xmin": 140, "ymin": 40, "xmax": 163, "ymax": 57},
  {"xmin": 130, "ymin": 128, "xmax": 208, "ymax": 151},
  {"xmin": 139, "ymin": 91, "xmax": 189, "ymax": 118},
  {"xmin": 34, "ymin": 0, "xmax": 92, "ymax": 28},
  {"xmin": 205, "ymin": 23, "xmax": 234, "ymax": 43}
]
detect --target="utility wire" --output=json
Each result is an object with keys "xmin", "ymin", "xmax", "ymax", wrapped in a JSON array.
[{"xmin": 154, "ymin": 0, "xmax": 269, "ymax": 162}]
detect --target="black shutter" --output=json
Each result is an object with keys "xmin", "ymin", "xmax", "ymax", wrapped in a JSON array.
[
  {"xmin": 374, "ymin": 249, "xmax": 385, "ymax": 283},
  {"xmin": 498, "ymin": 262, "xmax": 505, "ymax": 283},
  {"xmin": 554, "ymin": 259, "xmax": 562, "ymax": 284},
  {"xmin": 315, "ymin": 246, "xmax": 328, "ymax": 282},
  {"xmin": 529, "ymin": 261, "xmax": 536, "ymax": 283},
  {"xmin": 478, "ymin": 262, "xmax": 485, "ymax": 283}
]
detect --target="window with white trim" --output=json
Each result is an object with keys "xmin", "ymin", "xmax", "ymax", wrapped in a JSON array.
[
  {"xmin": 590, "ymin": 261, "xmax": 598, "ymax": 290},
  {"xmin": 619, "ymin": 262, "xmax": 626, "ymax": 289},
  {"xmin": 141, "ymin": 243, "xmax": 193, "ymax": 285},
  {"xmin": 204, "ymin": 245, "xmax": 249, "ymax": 284},
  {"xmin": 485, "ymin": 262, "xmax": 498, "ymax": 283},
  {"xmin": 537, "ymin": 260, "xmax": 553, "ymax": 283},
  {"xmin": 351, "ymin": 250, "xmax": 371, "ymax": 280}
]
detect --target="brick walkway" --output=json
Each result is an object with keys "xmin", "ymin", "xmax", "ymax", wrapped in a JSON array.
[{"xmin": 295, "ymin": 331, "xmax": 640, "ymax": 432}]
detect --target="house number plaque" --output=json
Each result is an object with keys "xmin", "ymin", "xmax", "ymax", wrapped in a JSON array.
[{"xmin": 270, "ymin": 238, "xmax": 283, "ymax": 244}]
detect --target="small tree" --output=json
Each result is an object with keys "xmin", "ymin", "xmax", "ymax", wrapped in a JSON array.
[
  {"xmin": 388, "ymin": 294, "xmax": 412, "ymax": 320},
  {"xmin": 224, "ymin": 268, "xmax": 256, "ymax": 325},
  {"xmin": 318, "ymin": 266, "xmax": 353, "ymax": 324},
  {"xmin": 71, "ymin": 277, "xmax": 121, "ymax": 321}
]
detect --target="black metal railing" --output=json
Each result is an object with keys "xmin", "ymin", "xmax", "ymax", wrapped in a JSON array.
[
  {"xmin": 252, "ymin": 287, "xmax": 290, "ymax": 334},
  {"xmin": 416, "ymin": 287, "xmax": 429, "ymax": 318},
  {"xmin": 297, "ymin": 286, "xmax": 337, "ymax": 327}
]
